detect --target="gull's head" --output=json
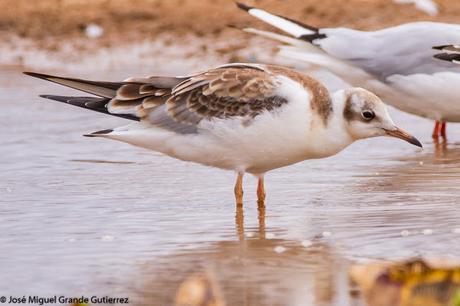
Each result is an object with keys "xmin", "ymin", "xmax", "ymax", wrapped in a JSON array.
[{"xmin": 342, "ymin": 88, "xmax": 422, "ymax": 148}]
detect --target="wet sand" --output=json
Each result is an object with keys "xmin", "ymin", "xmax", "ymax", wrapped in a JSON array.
[{"xmin": 2, "ymin": 62, "xmax": 460, "ymax": 305}]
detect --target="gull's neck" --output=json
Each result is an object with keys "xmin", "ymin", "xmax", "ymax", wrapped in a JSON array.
[{"xmin": 309, "ymin": 89, "xmax": 355, "ymax": 157}]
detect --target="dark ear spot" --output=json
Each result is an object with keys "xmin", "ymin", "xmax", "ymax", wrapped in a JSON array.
[
  {"xmin": 343, "ymin": 92, "xmax": 356, "ymax": 122},
  {"xmin": 343, "ymin": 91, "xmax": 378, "ymax": 123}
]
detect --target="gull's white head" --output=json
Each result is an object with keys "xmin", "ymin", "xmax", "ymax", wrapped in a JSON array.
[{"xmin": 341, "ymin": 88, "xmax": 422, "ymax": 148}]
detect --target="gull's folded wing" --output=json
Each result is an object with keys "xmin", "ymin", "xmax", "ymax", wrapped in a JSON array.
[{"xmin": 24, "ymin": 64, "xmax": 290, "ymax": 135}]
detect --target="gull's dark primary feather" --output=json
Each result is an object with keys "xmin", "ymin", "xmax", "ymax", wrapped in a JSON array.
[
  {"xmin": 433, "ymin": 45, "xmax": 460, "ymax": 52},
  {"xmin": 39, "ymin": 95, "xmax": 139, "ymax": 121},
  {"xmin": 433, "ymin": 45, "xmax": 450, "ymax": 50},
  {"xmin": 434, "ymin": 53, "xmax": 460, "ymax": 63},
  {"xmin": 84, "ymin": 129, "xmax": 114, "ymax": 137},
  {"xmin": 235, "ymin": 2, "xmax": 252, "ymax": 11},
  {"xmin": 432, "ymin": 45, "xmax": 460, "ymax": 64},
  {"xmin": 24, "ymin": 72, "xmax": 123, "ymax": 98}
]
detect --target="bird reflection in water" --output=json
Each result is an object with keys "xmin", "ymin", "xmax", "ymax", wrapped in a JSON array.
[
  {"xmin": 139, "ymin": 202, "xmax": 349, "ymax": 306},
  {"xmin": 235, "ymin": 202, "xmax": 266, "ymax": 242},
  {"xmin": 139, "ymin": 199, "xmax": 460, "ymax": 306}
]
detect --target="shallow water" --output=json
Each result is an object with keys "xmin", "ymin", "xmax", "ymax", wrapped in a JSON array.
[{"xmin": 2, "ymin": 65, "xmax": 460, "ymax": 305}]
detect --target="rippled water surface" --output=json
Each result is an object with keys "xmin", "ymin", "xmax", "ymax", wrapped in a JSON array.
[{"xmin": 1, "ymin": 65, "xmax": 460, "ymax": 305}]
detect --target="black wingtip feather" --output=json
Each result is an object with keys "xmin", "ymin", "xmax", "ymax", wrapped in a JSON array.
[
  {"xmin": 39, "ymin": 94, "xmax": 70, "ymax": 102},
  {"xmin": 433, "ymin": 45, "xmax": 447, "ymax": 50},
  {"xmin": 24, "ymin": 71, "xmax": 56, "ymax": 80},
  {"xmin": 24, "ymin": 71, "xmax": 124, "ymax": 99},
  {"xmin": 38, "ymin": 94, "xmax": 140, "ymax": 121},
  {"xmin": 434, "ymin": 53, "xmax": 460, "ymax": 62},
  {"xmin": 83, "ymin": 129, "xmax": 114, "ymax": 137},
  {"xmin": 276, "ymin": 15, "xmax": 321, "ymax": 33},
  {"xmin": 236, "ymin": 2, "xmax": 253, "ymax": 11},
  {"xmin": 299, "ymin": 33, "xmax": 328, "ymax": 43}
]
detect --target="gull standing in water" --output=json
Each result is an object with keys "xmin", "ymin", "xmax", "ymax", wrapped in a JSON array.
[
  {"xmin": 25, "ymin": 64, "xmax": 421, "ymax": 206},
  {"xmin": 237, "ymin": 3, "xmax": 460, "ymax": 140}
]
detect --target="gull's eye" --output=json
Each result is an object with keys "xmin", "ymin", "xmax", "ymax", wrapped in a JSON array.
[{"xmin": 361, "ymin": 110, "xmax": 375, "ymax": 120}]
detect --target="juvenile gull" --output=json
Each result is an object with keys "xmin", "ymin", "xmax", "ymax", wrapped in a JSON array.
[
  {"xmin": 24, "ymin": 64, "xmax": 421, "ymax": 206},
  {"xmin": 237, "ymin": 3, "xmax": 460, "ymax": 140}
]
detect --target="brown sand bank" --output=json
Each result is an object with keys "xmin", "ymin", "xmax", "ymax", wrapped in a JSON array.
[{"xmin": 2, "ymin": 0, "xmax": 460, "ymax": 51}]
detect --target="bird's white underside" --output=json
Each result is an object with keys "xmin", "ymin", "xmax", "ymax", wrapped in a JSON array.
[{"xmin": 104, "ymin": 76, "xmax": 353, "ymax": 174}]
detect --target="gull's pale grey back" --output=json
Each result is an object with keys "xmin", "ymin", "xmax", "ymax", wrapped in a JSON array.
[{"xmin": 320, "ymin": 22, "xmax": 460, "ymax": 80}]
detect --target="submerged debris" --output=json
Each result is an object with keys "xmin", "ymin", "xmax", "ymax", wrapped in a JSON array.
[
  {"xmin": 175, "ymin": 272, "xmax": 225, "ymax": 306},
  {"xmin": 274, "ymin": 246, "xmax": 287, "ymax": 254},
  {"xmin": 351, "ymin": 258, "xmax": 460, "ymax": 306}
]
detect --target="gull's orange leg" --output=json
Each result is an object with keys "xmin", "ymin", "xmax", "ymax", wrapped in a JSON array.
[
  {"xmin": 234, "ymin": 172, "xmax": 244, "ymax": 206},
  {"xmin": 235, "ymin": 204, "xmax": 244, "ymax": 241},
  {"xmin": 432, "ymin": 121, "xmax": 440, "ymax": 139},
  {"xmin": 257, "ymin": 199, "xmax": 266, "ymax": 239},
  {"xmin": 257, "ymin": 177, "xmax": 266, "ymax": 205},
  {"xmin": 440, "ymin": 122, "xmax": 447, "ymax": 140}
]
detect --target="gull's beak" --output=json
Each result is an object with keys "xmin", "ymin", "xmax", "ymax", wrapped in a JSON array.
[{"xmin": 385, "ymin": 127, "xmax": 423, "ymax": 148}]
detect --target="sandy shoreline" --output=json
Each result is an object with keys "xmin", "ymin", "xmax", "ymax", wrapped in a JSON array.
[
  {"xmin": 2, "ymin": 0, "xmax": 460, "ymax": 69},
  {"xmin": 3, "ymin": 0, "xmax": 460, "ymax": 41}
]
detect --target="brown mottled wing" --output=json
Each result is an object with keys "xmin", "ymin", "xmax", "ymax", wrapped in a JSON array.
[
  {"xmin": 107, "ymin": 66, "xmax": 288, "ymax": 132},
  {"xmin": 27, "ymin": 67, "xmax": 289, "ymax": 134},
  {"xmin": 107, "ymin": 83, "xmax": 171, "ymax": 117},
  {"xmin": 164, "ymin": 66, "xmax": 287, "ymax": 126}
]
